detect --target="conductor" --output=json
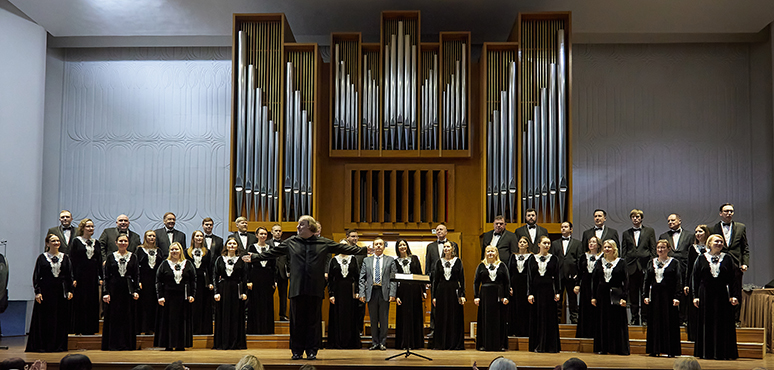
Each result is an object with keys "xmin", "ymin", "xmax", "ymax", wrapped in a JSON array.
[{"xmin": 242, "ymin": 215, "xmax": 366, "ymax": 360}]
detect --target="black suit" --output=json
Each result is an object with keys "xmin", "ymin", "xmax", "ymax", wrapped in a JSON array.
[
  {"xmin": 153, "ymin": 228, "xmax": 187, "ymax": 256},
  {"xmin": 250, "ymin": 235, "xmax": 366, "ymax": 357},
  {"xmin": 514, "ymin": 224, "xmax": 550, "ymax": 254},
  {"xmin": 204, "ymin": 234, "xmax": 224, "ymax": 260},
  {"xmin": 46, "ymin": 225, "xmax": 79, "ymax": 254},
  {"xmin": 581, "ymin": 225, "xmax": 620, "ymax": 250},
  {"xmin": 659, "ymin": 228, "xmax": 693, "ymax": 323},
  {"xmin": 621, "ymin": 226, "xmax": 657, "ymax": 324},
  {"xmin": 424, "ymin": 239, "xmax": 458, "ymax": 332},
  {"xmin": 481, "ymin": 229, "xmax": 520, "ymax": 261},
  {"xmin": 98, "ymin": 227, "xmax": 142, "ymax": 260},
  {"xmin": 550, "ymin": 237, "xmax": 583, "ymax": 323},
  {"xmin": 230, "ymin": 231, "xmax": 258, "ymax": 256}
]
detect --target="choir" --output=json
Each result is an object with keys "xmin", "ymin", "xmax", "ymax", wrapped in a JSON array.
[{"xmin": 29, "ymin": 207, "xmax": 747, "ymax": 362}]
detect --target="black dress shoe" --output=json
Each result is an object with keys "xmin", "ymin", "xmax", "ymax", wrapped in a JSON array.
[
  {"xmin": 291, "ymin": 353, "xmax": 303, "ymax": 360},
  {"xmin": 426, "ymin": 331, "xmax": 434, "ymax": 338},
  {"xmin": 280, "ymin": 316, "xmax": 289, "ymax": 321},
  {"xmin": 306, "ymin": 352, "xmax": 317, "ymax": 360},
  {"xmin": 369, "ymin": 344, "xmax": 379, "ymax": 350},
  {"xmin": 379, "ymin": 344, "xmax": 387, "ymax": 350}
]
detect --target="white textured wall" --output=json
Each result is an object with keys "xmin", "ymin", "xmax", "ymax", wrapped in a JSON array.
[
  {"xmin": 571, "ymin": 43, "xmax": 773, "ymax": 285},
  {"xmin": 0, "ymin": 7, "xmax": 47, "ymax": 300},
  {"xmin": 52, "ymin": 47, "xmax": 232, "ymax": 240}
]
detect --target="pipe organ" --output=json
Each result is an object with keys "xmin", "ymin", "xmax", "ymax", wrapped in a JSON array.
[{"xmin": 230, "ymin": 11, "xmax": 571, "ymax": 233}]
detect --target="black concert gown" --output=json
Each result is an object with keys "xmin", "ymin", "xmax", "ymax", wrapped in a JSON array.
[
  {"xmin": 591, "ymin": 257, "xmax": 630, "ymax": 355},
  {"xmin": 507, "ymin": 253, "xmax": 532, "ymax": 337},
  {"xmin": 136, "ymin": 247, "xmax": 164, "ymax": 334},
  {"xmin": 184, "ymin": 247, "xmax": 213, "ymax": 334},
  {"xmin": 431, "ymin": 258, "xmax": 465, "ymax": 350},
  {"xmin": 326, "ymin": 255, "xmax": 362, "ymax": 349},
  {"xmin": 527, "ymin": 254, "xmax": 561, "ymax": 353},
  {"xmin": 212, "ymin": 256, "xmax": 248, "ymax": 350},
  {"xmin": 474, "ymin": 261, "xmax": 510, "ymax": 351},
  {"xmin": 25, "ymin": 253, "xmax": 73, "ymax": 352},
  {"xmin": 101, "ymin": 251, "xmax": 140, "ymax": 350},
  {"xmin": 643, "ymin": 257, "xmax": 682, "ymax": 356},
  {"xmin": 69, "ymin": 237, "xmax": 102, "ymax": 335},
  {"xmin": 685, "ymin": 244, "xmax": 705, "ymax": 341},
  {"xmin": 394, "ymin": 255, "xmax": 424, "ymax": 349},
  {"xmin": 575, "ymin": 253, "xmax": 600, "ymax": 339},
  {"xmin": 692, "ymin": 253, "xmax": 739, "ymax": 360},
  {"xmin": 154, "ymin": 259, "xmax": 196, "ymax": 349},
  {"xmin": 246, "ymin": 244, "xmax": 276, "ymax": 334}
]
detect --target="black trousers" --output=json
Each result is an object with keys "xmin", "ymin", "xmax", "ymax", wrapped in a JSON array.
[
  {"xmin": 368, "ymin": 286, "xmax": 390, "ymax": 346},
  {"xmin": 558, "ymin": 277, "xmax": 579, "ymax": 323},
  {"xmin": 277, "ymin": 278, "xmax": 288, "ymax": 318},
  {"xmin": 289, "ymin": 295, "xmax": 322, "ymax": 354},
  {"xmin": 628, "ymin": 269, "xmax": 644, "ymax": 322}
]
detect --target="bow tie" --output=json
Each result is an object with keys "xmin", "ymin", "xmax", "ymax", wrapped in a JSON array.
[
  {"xmin": 488, "ymin": 264, "xmax": 496, "ymax": 270},
  {"xmin": 595, "ymin": 227, "xmax": 603, "ymax": 231},
  {"xmin": 205, "ymin": 235, "xmax": 213, "ymax": 238},
  {"xmin": 562, "ymin": 237, "xmax": 570, "ymax": 241},
  {"xmin": 62, "ymin": 226, "xmax": 73, "ymax": 230},
  {"xmin": 528, "ymin": 225, "xmax": 536, "ymax": 229},
  {"xmin": 722, "ymin": 222, "xmax": 732, "ymax": 227},
  {"xmin": 438, "ymin": 240, "xmax": 446, "ymax": 244},
  {"xmin": 493, "ymin": 233, "xmax": 501, "ymax": 237},
  {"xmin": 240, "ymin": 233, "xmax": 248, "ymax": 236},
  {"xmin": 86, "ymin": 239, "xmax": 93, "ymax": 247},
  {"xmin": 632, "ymin": 228, "xmax": 641, "ymax": 231},
  {"xmin": 166, "ymin": 229, "xmax": 175, "ymax": 233},
  {"xmin": 669, "ymin": 229, "xmax": 680, "ymax": 235}
]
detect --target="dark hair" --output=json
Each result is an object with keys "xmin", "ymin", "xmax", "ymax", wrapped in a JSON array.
[
  {"xmin": 131, "ymin": 366, "xmax": 155, "ymax": 370},
  {"xmin": 202, "ymin": 217, "xmax": 214, "ymax": 225},
  {"xmin": 394, "ymin": 238, "xmax": 413, "ymax": 257},
  {"xmin": 115, "ymin": 232, "xmax": 129, "ymax": 243},
  {"xmin": 562, "ymin": 357, "xmax": 587, "ymax": 370},
  {"xmin": 562, "ymin": 221, "xmax": 573, "ymax": 228},
  {"xmin": 719, "ymin": 203, "xmax": 734, "ymax": 212},
  {"xmin": 345, "ymin": 229, "xmax": 357, "ymax": 236},
  {"xmin": 525, "ymin": 208, "xmax": 536, "ymax": 215},
  {"xmin": 1, "ymin": 358, "xmax": 26, "ymax": 370},
  {"xmin": 593, "ymin": 209, "xmax": 607, "ymax": 216},
  {"xmin": 255, "ymin": 226, "xmax": 268, "ymax": 234},
  {"xmin": 165, "ymin": 361, "xmax": 185, "ymax": 370},
  {"xmin": 224, "ymin": 236, "xmax": 238, "ymax": 256},
  {"xmin": 60, "ymin": 354, "xmax": 92, "ymax": 370}
]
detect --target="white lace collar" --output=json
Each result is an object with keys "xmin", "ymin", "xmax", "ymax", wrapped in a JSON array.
[
  {"xmin": 442, "ymin": 257, "xmax": 457, "ymax": 281},
  {"xmin": 602, "ymin": 257, "xmax": 620, "ymax": 283},
  {"xmin": 586, "ymin": 252, "xmax": 601, "ymax": 274},
  {"xmin": 705, "ymin": 252, "xmax": 726, "ymax": 278},
  {"xmin": 536, "ymin": 253, "xmax": 552, "ymax": 276},
  {"xmin": 397, "ymin": 256, "xmax": 413, "ymax": 274},
  {"xmin": 653, "ymin": 257, "xmax": 673, "ymax": 283},
  {"xmin": 484, "ymin": 260, "xmax": 500, "ymax": 281},
  {"xmin": 167, "ymin": 259, "xmax": 187, "ymax": 284},
  {"xmin": 693, "ymin": 244, "xmax": 707, "ymax": 254},
  {"xmin": 141, "ymin": 247, "xmax": 159, "ymax": 269},
  {"xmin": 335, "ymin": 254, "xmax": 353, "ymax": 278},
  {"xmin": 254, "ymin": 244, "xmax": 269, "ymax": 267},
  {"xmin": 224, "ymin": 255, "xmax": 239, "ymax": 277},
  {"xmin": 514, "ymin": 253, "xmax": 530, "ymax": 273},
  {"xmin": 114, "ymin": 251, "xmax": 132, "ymax": 277},
  {"xmin": 77, "ymin": 236, "xmax": 96, "ymax": 260},
  {"xmin": 44, "ymin": 252, "xmax": 64, "ymax": 278},
  {"xmin": 191, "ymin": 247, "xmax": 204, "ymax": 269}
]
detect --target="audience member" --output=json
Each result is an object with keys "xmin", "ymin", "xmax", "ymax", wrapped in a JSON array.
[
  {"xmin": 59, "ymin": 355, "xmax": 92, "ymax": 370},
  {"xmin": 672, "ymin": 357, "xmax": 701, "ymax": 370},
  {"xmin": 562, "ymin": 357, "xmax": 587, "ymax": 370},
  {"xmin": 164, "ymin": 361, "xmax": 187, "ymax": 370},
  {"xmin": 0, "ymin": 358, "xmax": 26, "ymax": 370},
  {"xmin": 488, "ymin": 357, "xmax": 518, "ymax": 370},
  {"xmin": 130, "ymin": 366, "xmax": 155, "ymax": 370},
  {"xmin": 235, "ymin": 355, "xmax": 264, "ymax": 370},
  {"xmin": 298, "ymin": 365, "xmax": 317, "ymax": 370}
]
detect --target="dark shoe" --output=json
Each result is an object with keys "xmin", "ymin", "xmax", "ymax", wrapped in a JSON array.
[
  {"xmin": 291, "ymin": 353, "xmax": 303, "ymax": 360},
  {"xmin": 379, "ymin": 344, "xmax": 387, "ymax": 351},
  {"xmin": 280, "ymin": 316, "xmax": 289, "ymax": 321},
  {"xmin": 164, "ymin": 348, "xmax": 173, "ymax": 351},
  {"xmin": 306, "ymin": 351, "xmax": 317, "ymax": 360},
  {"xmin": 735, "ymin": 321, "xmax": 741, "ymax": 328},
  {"xmin": 426, "ymin": 331, "xmax": 434, "ymax": 338},
  {"xmin": 630, "ymin": 317, "xmax": 640, "ymax": 325},
  {"xmin": 369, "ymin": 344, "xmax": 379, "ymax": 350}
]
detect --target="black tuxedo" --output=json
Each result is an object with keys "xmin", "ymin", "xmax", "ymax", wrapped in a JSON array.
[
  {"xmin": 229, "ymin": 231, "xmax": 258, "ymax": 256},
  {"xmin": 581, "ymin": 225, "xmax": 620, "ymax": 250},
  {"xmin": 621, "ymin": 226, "xmax": 656, "ymax": 324},
  {"xmin": 46, "ymin": 225, "xmax": 80, "ymax": 254},
  {"xmin": 710, "ymin": 221, "xmax": 750, "ymax": 267},
  {"xmin": 153, "ymin": 228, "xmax": 187, "ymax": 256},
  {"xmin": 481, "ymin": 229, "xmax": 520, "ymax": 261},
  {"xmin": 550, "ymin": 236, "xmax": 583, "ymax": 323},
  {"xmin": 250, "ymin": 235, "xmax": 366, "ymax": 356},
  {"xmin": 98, "ymin": 227, "xmax": 142, "ymax": 260},
  {"xmin": 205, "ymin": 234, "xmax": 224, "ymax": 268},
  {"xmin": 514, "ymin": 224, "xmax": 550, "ymax": 254}
]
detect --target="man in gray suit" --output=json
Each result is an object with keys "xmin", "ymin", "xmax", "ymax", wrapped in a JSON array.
[
  {"xmin": 359, "ymin": 238, "xmax": 397, "ymax": 350},
  {"xmin": 46, "ymin": 210, "xmax": 79, "ymax": 253},
  {"xmin": 99, "ymin": 214, "xmax": 142, "ymax": 260}
]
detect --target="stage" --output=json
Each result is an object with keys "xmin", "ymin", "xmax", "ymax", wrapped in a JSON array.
[{"xmin": 3, "ymin": 336, "xmax": 772, "ymax": 370}]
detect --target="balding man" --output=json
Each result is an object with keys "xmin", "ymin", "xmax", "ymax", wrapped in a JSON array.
[
  {"xmin": 153, "ymin": 212, "xmax": 186, "ymax": 256},
  {"xmin": 98, "ymin": 214, "xmax": 141, "ymax": 260}
]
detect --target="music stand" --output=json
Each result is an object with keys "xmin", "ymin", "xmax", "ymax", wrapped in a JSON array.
[{"xmin": 385, "ymin": 273, "xmax": 432, "ymax": 361}]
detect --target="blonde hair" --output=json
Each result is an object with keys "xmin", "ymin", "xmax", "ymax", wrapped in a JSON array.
[
  {"xmin": 481, "ymin": 245, "xmax": 501, "ymax": 265},
  {"xmin": 236, "ymin": 355, "xmax": 264, "ymax": 370},
  {"xmin": 188, "ymin": 230, "xmax": 207, "ymax": 257},
  {"xmin": 141, "ymin": 230, "xmax": 158, "ymax": 250},
  {"xmin": 603, "ymin": 239, "xmax": 619, "ymax": 259},
  {"xmin": 167, "ymin": 242, "xmax": 186, "ymax": 261}
]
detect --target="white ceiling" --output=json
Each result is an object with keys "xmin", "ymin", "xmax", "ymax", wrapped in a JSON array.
[{"xmin": 9, "ymin": 0, "xmax": 774, "ymax": 46}]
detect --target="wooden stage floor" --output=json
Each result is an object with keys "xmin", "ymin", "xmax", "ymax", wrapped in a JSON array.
[{"xmin": 3, "ymin": 336, "xmax": 773, "ymax": 370}]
